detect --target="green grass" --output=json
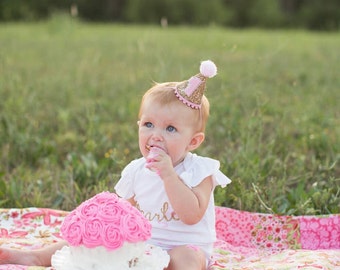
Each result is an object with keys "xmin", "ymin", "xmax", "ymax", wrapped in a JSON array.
[{"xmin": 0, "ymin": 15, "xmax": 339, "ymax": 214}]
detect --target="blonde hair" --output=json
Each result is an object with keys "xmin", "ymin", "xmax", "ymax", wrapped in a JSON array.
[{"xmin": 138, "ymin": 82, "xmax": 210, "ymax": 132}]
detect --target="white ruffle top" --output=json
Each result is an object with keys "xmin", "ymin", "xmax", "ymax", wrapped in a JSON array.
[{"xmin": 115, "ymin": 152, "xmax": 231, "ymax": 257}]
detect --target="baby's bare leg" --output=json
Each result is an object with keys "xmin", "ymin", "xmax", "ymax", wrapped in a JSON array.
[
  {"xmin": 0, "ymin": 240, "xmax": 67, "ymax": 266},
  {"xmin": 166, "ymin": 245, "xmax": 206, "ymax": 270}
]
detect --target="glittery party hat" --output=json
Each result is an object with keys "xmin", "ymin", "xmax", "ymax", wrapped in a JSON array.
[{"xmin": 174, "ymin": 60, "xmax": 217, "ymax": 109}]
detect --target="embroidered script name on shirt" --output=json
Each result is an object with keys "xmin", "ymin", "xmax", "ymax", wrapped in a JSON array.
[{"xmin": 135, "ymin": 202, "xmax": 180, "ymax": 222}]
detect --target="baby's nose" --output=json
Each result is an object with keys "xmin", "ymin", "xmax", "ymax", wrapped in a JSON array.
[{"xmin": 151, "ymin": 129, "xmax": 164, "ymax": 141}]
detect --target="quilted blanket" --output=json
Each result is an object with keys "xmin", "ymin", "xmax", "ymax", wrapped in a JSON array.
[{"xmin": 0, "ymin": 207, "xmax": 339, "ymax": 269}]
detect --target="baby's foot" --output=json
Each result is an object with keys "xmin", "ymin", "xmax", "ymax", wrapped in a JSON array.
[
  {"xmin": 0, "ymin": 247, "xmax": 37, "ymax": 265},
  {"xmin": 0, "ymin": 248, "xmax": 13, "ymax": 264}
]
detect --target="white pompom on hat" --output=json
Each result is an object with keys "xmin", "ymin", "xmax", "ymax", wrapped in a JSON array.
[
  {"xmin": 200, "ymin": 60, "xmax": 218, "ymax": 78},
  {"xmin": 174, "ymin": 60, "xmax": 217, "ymax": 109}
]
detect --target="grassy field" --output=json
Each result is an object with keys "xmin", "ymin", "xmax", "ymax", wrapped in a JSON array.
[{"xmin": 0, "ymin": 16, "xmax": 339, "ymax": 214}]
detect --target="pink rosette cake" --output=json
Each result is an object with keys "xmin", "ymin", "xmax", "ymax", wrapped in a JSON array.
[{"xmin": 51, "ymin": 191, "xmax": 170, "ymax": 270}]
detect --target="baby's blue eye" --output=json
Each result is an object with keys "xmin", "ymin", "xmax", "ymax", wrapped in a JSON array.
[
  {"xmin": 145, "ymin": 122, "xmax": 153, "ymax": 128},
  {"xmin": 166, "ymin": 125, "xmax": 177, "ymax": 132}
]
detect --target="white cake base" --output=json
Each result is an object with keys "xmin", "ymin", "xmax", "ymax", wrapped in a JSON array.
[{"xmin": 51, "ymin": 242, "xmax": 170, "ymax": 270}]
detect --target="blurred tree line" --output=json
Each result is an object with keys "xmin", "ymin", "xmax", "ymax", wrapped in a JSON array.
[{"xmin": 0, "ymin": 0, "xmax": 338, "ymax": 30}]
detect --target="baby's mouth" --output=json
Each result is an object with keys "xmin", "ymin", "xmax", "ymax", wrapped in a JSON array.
[{"xmin": 146, "ymin": 145, "xmax": 164, "ymax": 153}]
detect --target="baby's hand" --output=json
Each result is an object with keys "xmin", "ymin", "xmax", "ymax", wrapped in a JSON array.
[
  {"xmin": 145, "ymin": 146, "xmax": 160, "ymax": 164},
  {"xmin": 145, "ymin": 147, "xmax": 174, "ymax": 179}
]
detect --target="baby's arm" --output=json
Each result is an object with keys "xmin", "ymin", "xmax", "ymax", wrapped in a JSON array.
[
  {"xmin": 163, "ymin": 174, "xmax": 213, "ymax": 225},
  {"xmin": 0, "ymin": 240, "xmax": 67, "ymax": 266},
  {"xmin": 146, "ymin": 150, "xmax": 213, "ymax": 225}
]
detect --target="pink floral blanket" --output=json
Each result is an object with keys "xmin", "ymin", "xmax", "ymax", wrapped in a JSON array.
[{"xmin": 0, "ymin": 207, "xmax": 339, "ymax": 269}]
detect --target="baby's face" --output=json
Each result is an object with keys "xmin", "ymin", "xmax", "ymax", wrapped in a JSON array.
[{"xmin": 138, "ymin": 99, "xmax": 198, "ymax": 166}]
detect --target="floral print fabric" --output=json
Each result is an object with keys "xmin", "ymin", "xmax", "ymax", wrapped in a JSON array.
[
  {"xmin": 0, "ymin": 207, "xmax": 339, "ymax": 270},
  {"xmin": 211, "ymin": 207, "xmax": 340, "ymax": 269},
  {"xmin": 215, "ymin": 206, "xmax": 340, "ymax": 251}
]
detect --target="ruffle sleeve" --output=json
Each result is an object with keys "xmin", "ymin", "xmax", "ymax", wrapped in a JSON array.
[
  {"xmin": 178, "ymin": 153, "xmax": 231, "ymax": 189},
  {"xmin": 114, "ymin": 158, "xmax": 144, "ymax": 199}
]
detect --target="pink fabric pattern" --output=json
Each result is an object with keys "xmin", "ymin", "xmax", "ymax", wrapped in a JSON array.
[
  {"xmin": 299, "ymin": 215, "xmax": 340, "ymax": 249},
  {"xmin": 211, "ymin": 207, "xmax": 340, "ymax": 269},
  {"xmin": 0, "ymin": 206, "xmax": 339, "ymax": 270},
  {"xmin": 214, "ymin": 206, "xmax": 340, "ymax": 252},
  {"xmin": 215, "ymin": 207, "xmax": 301, "ymax": 252}
]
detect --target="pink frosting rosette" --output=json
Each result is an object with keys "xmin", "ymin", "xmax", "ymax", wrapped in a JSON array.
[
  {"xmin": 79, "ymin": 200, "xmax": 100, "ymax": 219},
  {"xmin": 82, "ymin": 218, "xmax": 104, "ymax": 248},
  {"xmin": 122, "ymin": 213, "xmax": 152, "ymax": 242},
  {"xmin": 60, "ymin": 212, "xmax": 83, "ymax": 246},
  {"xmin": 102, "ymin": 223, "xmax": 125, "ymax": 249},
  {"xmin": 61, "ymin": 191, "xmax": 152, "ymax": 250},
  {"xmin": 93, "ymin": 191, "xmax": 119, "ymax": 204},
  {"xmin": 98, "ymin": 201, "xmax": 126, "ymax": 222}
]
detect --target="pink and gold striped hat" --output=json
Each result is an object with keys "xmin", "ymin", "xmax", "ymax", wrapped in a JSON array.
[{"xmin": 174, "ymin": 60, "xmax": 217, "ymax": 109}]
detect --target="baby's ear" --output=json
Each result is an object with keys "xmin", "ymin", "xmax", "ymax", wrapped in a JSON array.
[{"xmin": 188, "ymin": 132, "xmax": 205, "ymax": 151}]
